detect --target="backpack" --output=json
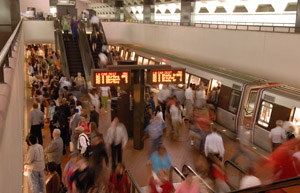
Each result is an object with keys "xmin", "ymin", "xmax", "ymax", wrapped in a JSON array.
[{"xmin": 79, "ymin": 134, "xmax": 92, "ymax": 157}]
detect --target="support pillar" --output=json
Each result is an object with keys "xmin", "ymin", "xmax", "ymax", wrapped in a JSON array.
[
  {"xmin": 132, "ymin": 70, "xmax": 144, "ymax": 150},
  {"xmin": 296, "ymin": 0, "xmax": 300, "ymax": 32},
  {"xmin": 180, "ymin": 0, "xmax": 195, "ymax": 26},
  {"xmin": 115, "ymin": 0, "xmax": 124, "ymax": 22},
  {"xmin": 143, "ymin": 0, "xmax": 155, "ymax": 23}
]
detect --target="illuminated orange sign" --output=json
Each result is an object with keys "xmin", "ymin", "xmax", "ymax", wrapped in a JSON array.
[
  {"xmin": 151, "ymin": 70, "xmax": 185, "ymax": 84},
  {"xmin": 94, "ymin": 71, "xmax": 129, "ymax": 86}
]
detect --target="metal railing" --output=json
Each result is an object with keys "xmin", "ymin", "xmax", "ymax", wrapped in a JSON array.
[
  {"xmin": 230, "ymin": 175, "xmax": 300, "ymax": 193},
  {"xmin": 120, "ymin": 19, "xmax": 300, "ymax": 33},
  {"xmin": 169, "ymin": 166, "xmax": 185, "ymax": 183},
  {"xmin": 0, "ymin": 19, "xmax": 23, "ymax": 83},
  {"xmin": 54, "ymin": 19, "xmax": 70, "ymax": 78},
  {"xmin": 225, "ymin": 160, "xmax": 247, "ymax": 190},
  {"xmin": 125, "ymin": 170, "xmax": 142, "ymax": 193},
  {"xmin": 78, "ymin": 21, "xmax": 95, "ymax": 77},
  {"xmin": 99, "ymin": 21, "xmax": 114, "ymax": 65},
  {"xmin": 182, "ymin": 165, "xmax": 216, "ymax": 193}
]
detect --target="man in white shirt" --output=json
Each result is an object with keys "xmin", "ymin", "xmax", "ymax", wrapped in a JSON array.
[
  {"xmin": 185, "ymin": 84, "xmax": 194, "ymax": 120},
  {"xmin": 205, "ymin": 126, "xmax": 225, "ymax": 160},
  {"xmin": 170, "ymin": 102, "xmax": 183, "ymax": 140},
  {"xmin": 76, "ymin": 126, "xmax": 90, "ymax": 155},
  {"xmin": 100, "ymin": 86, "xmax": 111, "ymax": 113},
  {"xmin": 269, "ymin": 120, "xmax": 286, "ymax": 151},
  {"xmin": 98, "ymin": 52, "xmax": 108, "ymax": 68},
  {"xmin": 106, "ymin": 117, "xmax": 128, "ymax": 170},
  {"xmin": 157, "ymin": 84, "xmax": 171, "ymax": 120}
]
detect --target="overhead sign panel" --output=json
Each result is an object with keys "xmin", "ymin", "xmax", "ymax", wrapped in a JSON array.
[
  {"xmin": 93, "ymin": 70, "xmax": 129, "ymax": 86},
  {"xmin": 150, "ymin": 69, "xmax": 185, "ymax": 84}
]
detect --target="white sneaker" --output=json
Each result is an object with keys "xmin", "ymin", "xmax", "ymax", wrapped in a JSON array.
[{"xmin": 190, "ymin": 140, "xmax": 194, "ymax": 146}]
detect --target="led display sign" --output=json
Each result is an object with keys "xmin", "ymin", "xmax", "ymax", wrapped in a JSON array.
[
  {"xmin": 150, "ymin": 69, "xmax": 185, "ymax": 84},
  {"xmin": 93, "ymin": 71, "xmax": 129, "ymax": 86}
]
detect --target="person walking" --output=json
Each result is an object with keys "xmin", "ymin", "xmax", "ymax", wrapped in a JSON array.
[
  {"xmin": 71, "ymin": 16, "xmax": 78, "ymax": 39},
  {"xmin": 100, "ymin": 86, "xmax": 111, "ymax": 113},
  {"xmin": 29, "ymin": 103, "xmax": 44, "ymax": 145},
  {"xmin": 44, "ymin": 129, "xmax": 64, "ymax": 179},
  {"xmin": 88, "ymin": 88, "xmax": 100, "ymax": 113},
  {"xmin": 61, "ymin": 16, "xmax": 70, "ymax": 40},
  {"xmin": 70, "ymin": 107, "xmax": 82, "ymax": 151},
  {"xmin": 24, "ymin": 135, "xmax": 45, "ymax": 193},
  {"xmin": 269, "ymin": 120, "xmax": 286, "ymax": 151},
  {"xmin": 185, "ymin": 84, "xmax": 194, "ymax": 120},
  {"xmin": 106, "ymin": 117, "xmax": 128, "ymax": 170},
  {"xmin": 89, "ymin": 105, "xmax": 99, "ymax": 128}
]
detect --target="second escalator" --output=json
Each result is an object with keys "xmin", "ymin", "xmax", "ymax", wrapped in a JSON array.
[{"xmin": 63, "ymin": 35, "xmax": 85, "ymax": 77}]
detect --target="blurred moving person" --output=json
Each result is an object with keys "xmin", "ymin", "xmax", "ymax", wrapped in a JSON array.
[
  {"xmin": 239, "ymin": 168, "xmax": 261, "ymax": 190},
  {"xmin": 148, "ymin": 165, "xmax": 174, "ymax": 193},
  {"xmin": 269, "ymin": 120, "xmax": 286, "ymax": 151},
  {"xmin": 170, "ymin": 101, "xmax": 183, "ymax": 140},
  {"xmin": 157, "ymin": 84, "xmax": 172, "ymax": 120},
  {"xmin": 108, "ymin": 163, "xmax": 130, "ymax": 193},
  {"xmin": 144, "ymin": 116, "xmax": 166, "ymax": 156},
  {"xmin": 149, "ymin": 145, "xmax": 173, "ymax": 175},
  {"xmin": 106, "ymin": 117, "xmax": 128, "ymax": 170},
  {"xmin": 100, "ymin": 86, "xmax": 111, "ymax": 113},
  {"xmin": 175, "ymin": 171, "xmax": 200, "ymax": 193},
  {"xmin": 184, "ymin": 84, "xmax": 194, "ymax": 120}
]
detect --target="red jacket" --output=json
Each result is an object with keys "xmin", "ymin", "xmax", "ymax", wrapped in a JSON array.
[{"xmin": 108, "ymin": 173, "xmax": 130, "ymax": 193}]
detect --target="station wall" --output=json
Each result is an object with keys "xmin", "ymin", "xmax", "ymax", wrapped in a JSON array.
[
  {"xmin": 102, "ymin": 22, "xmax": 300, "ymax": 88},
  {"xmin": 22, "ymin": 21, "xmax": 55, "ymax": 44},
  {"xmin": 20, "ymin": 0, "xmax": 50, "ymax": 14}
]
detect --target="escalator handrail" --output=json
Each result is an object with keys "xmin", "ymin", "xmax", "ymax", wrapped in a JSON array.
[
  {"xmin": 78, "ymin": 21, "xmax": 95, "ymax": 77},
  {"xmin": 125, "ymin": 170, "xmax": 142, "ymax": 193},
  {"xmin": 182, "ymin": 165, "xmax": 217, "ymax": 193},
  {"xmin": 224, "ymin": 160, "xmax": 247, "ymax": 175},
  {"xmin": 54, "ymin": 19, "xmax": 70, "ymax": 79},
  {"xmin": 229, "ymin": 175, "xmax": 300, "ymax": 193},
  {"xmin": 170, "ymin": 166, "xmax": 186, "ymax": 181},
  {"xmin": 98, "ymin": 21, "xmax": 114, "ymax": 65}
]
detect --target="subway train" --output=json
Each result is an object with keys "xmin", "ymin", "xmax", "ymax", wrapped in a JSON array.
[{"xmin": 109, "ymin": 45, "xmax": 300, "ymax": 153}]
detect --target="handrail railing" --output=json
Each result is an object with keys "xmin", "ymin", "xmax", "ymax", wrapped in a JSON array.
[
  {"xmin": 54, "ymin": 19, "xmax": 70, "ymax": 79},
  {"xmin": 182, "ymin": 165, "xmax": 216, "ymax": 193},
  {"xmin": 0, "ymin": 19, "xmax": 23, "ymax": 83},
  {"xmin": 224, "ymin": 160, "xmax": 247, "ymax": 175},
  {"xmin": 169, "ymin": 166, "xmax": 185, "ymax": 183},
  {"xmin": 78, "ymin": 21, "xmax": 95, "ymax": 78},
  {"xmin": 230, "ymin": 175, "xmax": 300, "ymax": 193},
  {"xmin": 115, "ymin": 19, "xmax": 300, "ymax": 33},
  {"xmin": 125, "ymin": 170, "xmax": 142, "ymax": 193}
]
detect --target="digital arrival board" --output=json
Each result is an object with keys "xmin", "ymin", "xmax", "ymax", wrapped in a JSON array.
[
  {"xmin": 93, "ymin": 70, "xmax": 129, "ymax": 86},
  {"xmin": 150, "ymin": 69, "xmax": 185, "ymax": 84}
]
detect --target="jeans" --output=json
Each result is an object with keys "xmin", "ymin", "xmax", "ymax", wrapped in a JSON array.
[
  {"xmin": 28, "ymin": 170, "xmax": 45, "ymax": 193},
  {"xmin": 31, "ymin": 124, "xmax": 43, "ymax": 145},
  {"xmin": 191, "ymin": 128, "xmax": 205, "ymax": 151},
  {"xmin": 111, "ymin": 144, "xmax": 122, "ymax": 171}
]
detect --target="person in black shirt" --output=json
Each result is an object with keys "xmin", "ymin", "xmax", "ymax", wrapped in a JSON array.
[{"xmin": 89, "ymin": 105, "xmax": 99, "ymax": 128}]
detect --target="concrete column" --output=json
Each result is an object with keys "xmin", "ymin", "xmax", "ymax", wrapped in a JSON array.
[
  {"xmin": 296, "ymin": 0, "xmax": 300, "ymax": 32},
  {"xmin": 115, "ymin": 0, "xmax": 124, "ymax": 22},
  {"xmin": 180, "ymin": 0, "xmax": 195, "ymax": 26},
  {"xmin": 143, "ymin": 0, "xmax": 155, "ymax": 23}
]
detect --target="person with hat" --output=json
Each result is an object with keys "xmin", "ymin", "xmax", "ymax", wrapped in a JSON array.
[{"xmin": 76, "ymin": 126, "xmax": 90, "ymax": 156}]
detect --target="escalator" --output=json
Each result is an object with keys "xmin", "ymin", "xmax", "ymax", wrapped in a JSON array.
[
  {"xmin": 63, "ymin": 35, "xmax": 84, "ymax": 77},
  {"xmin": 87, "ymin": 33, "xmax": 102, "ymax": 68}
]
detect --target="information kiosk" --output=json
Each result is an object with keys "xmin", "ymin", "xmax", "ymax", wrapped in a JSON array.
[{"xmin": 92, "ymin": 65, "xmax": 185, "ymax": 150}]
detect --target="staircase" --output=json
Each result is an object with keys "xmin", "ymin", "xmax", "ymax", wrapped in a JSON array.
[
  {"xmin": 64, "ymin": 35, "xmax": 85, "ymax": 77},
  {"xmin": 87, "ymin": 34, "xmax": 103, "ymax": 68}
]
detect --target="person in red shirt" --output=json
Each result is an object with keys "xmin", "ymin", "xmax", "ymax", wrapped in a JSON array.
[
  {"xmin": 108, "ymin": 163, "xmax": 130, "ymax": 193},
  {"xmin": 148, "ymin": 162, "xmax": 174, "ymax": 193}
]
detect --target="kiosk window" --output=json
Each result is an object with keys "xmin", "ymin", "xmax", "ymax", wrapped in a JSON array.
[
  {"xmin": 185, "ymin": 73, "xmax": 190, "ymax": 84},
  {"xmin": 143, "ymin": 58, "xmax": 149, "ymax": 65},
  {"xmin": 190, "ymin": 75, "xmax": 201, "ymax": 85},
  {"xmin": 228, "ymin": 90, "xmax": 241, "ymax": 114},
  {"xmin": 137, "ymin": 56, "xmax": 143, "ymax": 65},
  {"xmin": 245, "ymin": 91, "xmax": 258, "ymax": 115},
  {"xmin": 292, "ymin": 107, "xmax": 300, "ymax": 134},
  {"xmin": 258, "ymin": 101, "xmax": 273, "ymax": 127}
]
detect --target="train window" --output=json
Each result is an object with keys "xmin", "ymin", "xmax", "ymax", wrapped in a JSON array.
[
  {"xmin": 210, "ymin": 79, "xmax": 221, "ymax": 91},
  {"xmin": 228, "ymin": 90, "xmax": 241, "ymax": 114},
  {"xmin": 137, "ymin": 56, "xmax": 143, "ymax": 65},
  {"xmin": 125, "ymin": 51, "xmax": 129, "ymax": 60},
  {"xmin": 160, "ymin": 61, "xmax": 166, "ymax": 65},
  {"xmin": 190, "ymin": 75, "xmax": 201, "ymax": 85},
  {"xmin": 120, "ymin": 50, "xmax": 124, "ymax": 58},
  {"xmin": 258, "ymin": 101, "xmax": 273, "ymax": 128},
  {"xmin": 245, "ymin": 91, "xmax": 258, "ymax": 116}
]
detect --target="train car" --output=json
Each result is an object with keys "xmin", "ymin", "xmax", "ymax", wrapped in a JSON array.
[{"xmin": 109, "ymin": 45, "xmax": 300, "ymax": 153}]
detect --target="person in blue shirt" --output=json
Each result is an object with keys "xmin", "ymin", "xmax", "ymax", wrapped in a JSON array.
[
  {"xmin": 149, "ymin": 145, "xmax": 173, "ymax": 174},
  {"xmin": 149, "ymin": 92, "xmax": 156, "ymax": 114}
]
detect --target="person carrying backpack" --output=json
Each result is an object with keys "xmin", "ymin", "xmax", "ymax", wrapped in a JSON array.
[{"xmin": 76, "ymin": 126, "xmax": 92, "ymax": 157}]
